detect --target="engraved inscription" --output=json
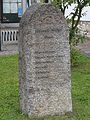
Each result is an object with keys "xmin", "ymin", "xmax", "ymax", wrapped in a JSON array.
[
  {"xmin": 34, "ymin": 50, "xmax": 56, "ymax": 79},
  {"xmin": 35, "ymin": 71, "xmax": 49, "ymax": 74},
  {"xmin": 34, "ymin": 51, "xmax": 55, "ymax": 54},
  {"xmin": 35, "ymin": 65, "xmax": 47, "ymax": 69},
  {"xmin": 33, "ymin": 48, "xmax": 64, "ymax": 79},
  {"xmin": 34, "ymin": 61, "xmax": 54, "ymax": 64},
  {"xmin": 44, "ymin": 35, "xmax": 53, "ymax": 39},
  {"xmin": 37, "ymin": 76, "xmax": 48, "ymax": 79},
  {"xmin": 35, "ymin": 27, "xmax": 63, "ymax": 33}
]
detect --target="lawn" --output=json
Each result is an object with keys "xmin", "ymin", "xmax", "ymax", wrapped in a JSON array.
[{"xmin": 0, "ymin": 54, "xmax": 90, "ymax": 120}]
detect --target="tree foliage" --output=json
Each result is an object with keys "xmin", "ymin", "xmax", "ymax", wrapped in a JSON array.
[
  {"xmin": 53, "ymin": 0, "xmax": 90, "ymax": 45},
  {"xmin": 52, "ymin": 0, "xmax": 90, "ymax": 65}
]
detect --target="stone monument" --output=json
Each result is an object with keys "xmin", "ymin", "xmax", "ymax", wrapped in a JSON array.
[{"xmin": 19, "ymin": 3, "xmax": 72, "ymax": 117}]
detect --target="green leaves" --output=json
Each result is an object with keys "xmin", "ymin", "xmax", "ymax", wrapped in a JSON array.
[{"xmin": 53, "ymin": 0, "xmax": 90, "ymax": 44}]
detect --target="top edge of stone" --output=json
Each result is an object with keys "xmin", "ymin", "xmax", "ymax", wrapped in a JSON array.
[
  {"xmin": 19, "ymin": 3, "xmax": 67, "ymax": 28},
  {"xmin": 19, "ymin": 3, "xmax": 40, "ymax": 27}
]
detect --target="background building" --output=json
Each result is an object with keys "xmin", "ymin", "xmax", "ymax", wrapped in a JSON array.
[
  {"xmin": 0, "ymin": 0, "xmax": 32, "ymax": 23},
  {"xmin": 0, "ymin": 0, "xmax": 41, "ymax": 51}
]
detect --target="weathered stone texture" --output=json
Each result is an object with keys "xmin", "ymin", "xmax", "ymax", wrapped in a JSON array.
[{"xmin": 19, "ymin": 3, "xmax": 72, "ymax": 117}]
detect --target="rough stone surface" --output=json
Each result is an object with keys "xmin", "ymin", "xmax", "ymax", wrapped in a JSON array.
[{"xmin": 19, "ymin": 3, "xmax": 72, "ymax": 117}]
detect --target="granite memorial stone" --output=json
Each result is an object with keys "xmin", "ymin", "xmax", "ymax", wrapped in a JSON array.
[{"xmin": 19, "ymin": 3, "xmax": 72, "ymax": 117}]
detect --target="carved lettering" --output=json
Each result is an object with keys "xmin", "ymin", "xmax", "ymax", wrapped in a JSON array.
[
  {"xmin": 35, "ymin": 65, "xmax": 47, "ymax": 69},
  {"xmin": 34, "ymin": 61, "xmax": 54, "ymax": 64},
  {"xmin": 34, "ymin": 51, "xmax": 55, "ymax": 54},
  {"xmin": 44, "ymin": 35, "xmax": 53, "ymax": 39},
  {"xmin": 35, "ymin": 27, "xmax": 63, "ymax": 33},
  {"xmin": 37, "ymin": 76, "xmax": 48, "ymax": 79},
  {"xmin": 35, "ymin": 71, "xmax": 49, "ymax": 74}
]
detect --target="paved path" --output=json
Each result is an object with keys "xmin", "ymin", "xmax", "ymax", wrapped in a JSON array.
[
  {"xmin": 0, "ymin": 44, "xmax": 18, "ymax": 56},
  {"xmin": 76, "ymin": 37, "xmax": 90, "ymax": 57},
  {"xmin": 0, "ymin": 50, "xmax": 18, "ymax": 56}
]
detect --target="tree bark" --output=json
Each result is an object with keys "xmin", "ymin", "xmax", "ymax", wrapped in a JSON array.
[
  {"xmin": 31, "ymin": 0, "xmax": 37, "ymax": 4},
  {"xmin": 45, "ymin": 0, "xmax": 48, "ymax": 3}
]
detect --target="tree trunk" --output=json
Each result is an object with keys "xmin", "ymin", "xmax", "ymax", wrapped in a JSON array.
[
  {"xmin": 31, "ymin": 0, "xmax": 37, "ymax": 4},
  {"xmin": 45, "ymin": 0, "xmax": 48, "ymax": 3}
]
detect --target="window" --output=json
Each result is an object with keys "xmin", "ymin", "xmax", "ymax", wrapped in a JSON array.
[{"xmin": 2, "ymin": 0, "xmax": 22, "ymax": 23}]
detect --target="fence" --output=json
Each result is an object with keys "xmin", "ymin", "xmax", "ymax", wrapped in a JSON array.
[{"xmin": 1, "ymin": 28, "xmax": 18, "ymax": 44}]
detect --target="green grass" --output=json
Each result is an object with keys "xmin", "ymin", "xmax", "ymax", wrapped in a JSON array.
[{"xmin": 0, "ymin": 54, "xmax": 90, "ymax": 120}]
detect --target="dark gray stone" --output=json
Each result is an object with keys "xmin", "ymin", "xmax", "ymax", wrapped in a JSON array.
[{"xmin": 19, "ymin": 3, "xmax": 72, "ymax": 117}]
